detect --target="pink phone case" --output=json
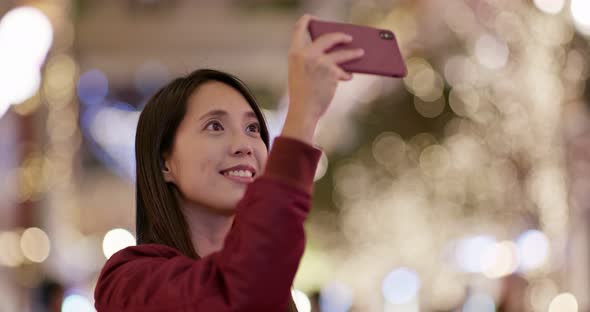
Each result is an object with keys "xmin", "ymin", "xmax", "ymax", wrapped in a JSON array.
[{"xmin": 308, "ymin": 20, "xmax": 407, "ymax": 78}]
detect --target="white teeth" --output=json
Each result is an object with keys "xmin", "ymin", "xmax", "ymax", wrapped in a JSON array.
[{"xmin": 224, "ymin": 170, "xmax": 253, "ymax": 178}]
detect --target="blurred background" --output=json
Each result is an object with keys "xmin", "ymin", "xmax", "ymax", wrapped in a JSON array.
[{"xmin": 1, "ymin": 0, "xmax": 590, "ymax": 311}]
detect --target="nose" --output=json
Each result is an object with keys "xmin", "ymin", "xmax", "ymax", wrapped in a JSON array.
[{"xmin": 230, "ymin": 134, "xmax": 253, "ymax": 156}]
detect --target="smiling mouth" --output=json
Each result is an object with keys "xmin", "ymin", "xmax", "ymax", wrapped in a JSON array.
[{"xmin": 219, "ymin": 171, "xmax": 255, "ymax": 184}]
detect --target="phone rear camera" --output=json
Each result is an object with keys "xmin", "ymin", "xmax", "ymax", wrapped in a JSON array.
[{"xmin": 379, "ymin": 31, "xmax": 393, "ymax": 40}]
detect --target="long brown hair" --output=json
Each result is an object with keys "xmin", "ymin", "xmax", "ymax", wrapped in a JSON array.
[{"xmin": 134, "ymin": 68, "xmax": 298, "ymax": 311}]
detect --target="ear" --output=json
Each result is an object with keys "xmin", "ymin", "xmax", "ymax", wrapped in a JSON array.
[{"xmin": 161, "ymin": 155, "xmax": 175, "ymax": 183}]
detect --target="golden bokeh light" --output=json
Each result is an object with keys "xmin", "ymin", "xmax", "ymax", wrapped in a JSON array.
[
  {"xmin": 20, "ymin": 227, "xmax": 51, "ymax": 263},
  {"xmin": 549, "ymin": 293, "xmax": 579, "ymax": 312}
]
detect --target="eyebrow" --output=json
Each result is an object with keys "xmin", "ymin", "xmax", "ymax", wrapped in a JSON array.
[{"xmin": 198, "ymin": 109, "xmax": 258, "ymax": 121}]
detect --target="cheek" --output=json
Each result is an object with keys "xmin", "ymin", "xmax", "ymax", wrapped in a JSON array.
[
  {"xmin": 173, "ymin": 147, "xmax": 219, "ymax": 194},
  {"xmin": 254, "ymin": 140, "xmax": 268, "ymax": 171},
  {"xmin": 257, "ymin": 150, "xmax": 268, "ymax": 173},
  {"xmin": 188, "ymin": 153, "xmax": 218, "ymax": 186},
  {"xmin": 175, "ymin": 155, "xmax": 231, "ymax": 208}
]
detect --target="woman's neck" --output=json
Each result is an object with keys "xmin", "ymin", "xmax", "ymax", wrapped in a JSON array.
[{"xmin": 181, "ymin": 203, "xmax": 235, "ymax": 258}]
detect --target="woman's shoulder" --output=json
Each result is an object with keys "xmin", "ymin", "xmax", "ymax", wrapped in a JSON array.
[
  {"xmin": 95, "ymin": 244, "xmax": 190, "ymax": 293},
  {"xmin": 99, "ymin": 243, "xmax": 186, "ymax": 275},
  {"xmin": 94, "ymin": 244, "xmax": 203, "ymax": 309}
]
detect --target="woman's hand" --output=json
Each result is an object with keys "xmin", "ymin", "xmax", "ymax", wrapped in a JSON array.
[{"xmin": 282, "ymin": 14, "xmax": 364, "ymax": 144}]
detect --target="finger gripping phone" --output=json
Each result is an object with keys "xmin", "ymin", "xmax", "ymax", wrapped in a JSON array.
[{"xmin": 308, "ymin": 19, "xmax": 407, "ymax": 78}]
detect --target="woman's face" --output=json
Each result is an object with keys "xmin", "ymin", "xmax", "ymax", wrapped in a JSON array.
[{"xmin": 162, "ymin": 81, "xmax": 268, "ymax": 214}]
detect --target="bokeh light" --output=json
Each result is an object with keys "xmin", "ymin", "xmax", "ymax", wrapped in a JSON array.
[
  {"xmin": 382, "ymin": 267, "xmax": 421, "ymax": 305},
  {"xmin": 474, "ymin": 34, "xmax": 509, "ymax": 70},
  {"xmin": 0, "ymin": 99, "xmax": 10, "ymax": 120},
  {"xmin": 372, "ymin": 132, "xmax": 406, "ymax": 171},
  {"xmin": 319, "ymin": 282, "xmax": 353, "ymax": 312},
  {"xmin": 102, "ymin": 228, "xmax": 135, "ymax": 259},
  {"xmin": 448, "ymin": 86, "xmax": 479, "ymax": 118},
  {"xmin": 419, "ymin": 144, "xmax": 450, "ymax": 177},
  {"xmin": 0, "ymin": 6, "xmax": 53, "ymax": 63},
  {"xmin": 44, "ymin": 53, "xmax": 78, "ymax": 110},
  {"xmin": 481, "ymin": 241, "xmax": 519, "ymax": 279},
  {"xmin": 0, "ymin": 6, "xmax": 53, "ymax": 119},
  {"xmin": 516, "ymin": 230, "xmax": 549, "ymax": 272},
  {"xmin": 61, "ymin": 293, "xmax": 95, "ymax": 312},
  {"xmin": 291, "ymin": 288, "xmax": 311, "ymax": 312},
  {"xmin": 454, "ymin": 235, "xmax": 496, "ymax": 273},
  {"xmin": 549, "ymin": 293, "xmax": 578, "ymax": 312},
  {"xmin": 404, "ymin": 58, "xmax": 444, "ymax": 102},
  {"xmin": 314, "ymin": 152, "xmax": 329, "ymax": 182},
  {"xmin": 414, "ymin": 96, "xmax": 446, "ymax": 119},
  {"xmin": 20, "ymin": 227, "xmax": 50, "ymax": 263},
  {"xmin": 570, "ymin": 0, "xmax": 590, "ymax": 35},
  {"xmin": 86, "ymin": 104, "xmax": 139, "ymax": 179},
  {"xmin": 533, "ymin": 0, "xmax": 565, "ymax": 15},
  {"xmin": 77, "ymin": 69, "xmax": 109, "ymax": 106}
]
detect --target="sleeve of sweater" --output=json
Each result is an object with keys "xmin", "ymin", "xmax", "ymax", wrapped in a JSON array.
[{"xmin": 94, "ymin": 136, "xmax": 322, "ymax": 312}]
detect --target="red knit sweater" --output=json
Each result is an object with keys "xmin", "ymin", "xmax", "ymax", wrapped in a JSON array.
[{"xmin": 94, "ymin": 136, "xmax": 322, "ymax": 311}]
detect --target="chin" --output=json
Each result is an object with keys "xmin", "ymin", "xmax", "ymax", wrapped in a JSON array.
[
  {"xmin": 217, "ymin": 197, "xmax": 242, "ymax": 212},
  {"xmin": 207, "ymin": 188, "xmax": 246, "ymax": 213}
]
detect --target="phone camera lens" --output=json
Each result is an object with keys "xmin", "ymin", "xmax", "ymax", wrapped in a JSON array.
[{"xmin": 379, "ymin": 31, "xmax": 393, "ymax": 40}]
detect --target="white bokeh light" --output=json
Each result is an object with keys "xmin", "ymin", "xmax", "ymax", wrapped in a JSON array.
[
  {"xmin": 291, "ymin": 288, "xmax": 311, "ymax": 312},
  {"xmin": 88, "ymin": 105, "xmax": 140, "ymax": 179},
  {"xmin": 102, "ymin": 228, "xmax": 136, "ymax": 259},
  {"xmin": 474, "ymin": 34, "xmax": 509, "ymax": 69},
  {"xmin": 0, "ymin": 99, "xmax": 11, "ymax": 121},
  {"xmin": 314, "ymin": 152, "xmax": 329, "ymax": 181},
  {"xmin": 61, "ymin": 294, "xmax": 95, "ymax": 312},
  {"xmin": 516, "ymin": 229, "xmax": 549, "ymax": 271},
  {"xmin": 0, "ymin": 61, "xmax": 41, "ymax": 112},
  {"xmin": 320, "ymin": 282, "xmax": 353, "ymax": 312},
  {"xmin": 382, "ymin": 267, "xmax": 421, "ymax": 305},
  {"xmin": 0, "ymin": 6, "xmax": 53, "ymax": 65},
  {"xmin": 0, "ymin": 6, "xmax": 53, "ymax": 119},
  {"xmin": 533, "ymin": 0, "xmax": 565, "ymax": 14},
  {"xmin": 571, "ymin": 0, "xmax": 590, "ymax": 35},
  {"xmin": 549, "ymin": 293, "xmax": 578, "ymax": 312},
  {"xmin": 455, "ymin": 235, "xmax": 496, "ymax": 273}
]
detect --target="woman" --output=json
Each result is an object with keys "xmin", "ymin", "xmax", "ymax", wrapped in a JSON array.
[{"xmin": 94, "ymin": 14, "xmax": 364, "ymax": 311}]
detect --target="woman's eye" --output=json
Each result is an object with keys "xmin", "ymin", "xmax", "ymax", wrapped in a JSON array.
[
  {"xmin": 247, "ymin": 122, "xmax": 260, "ymax": 133},
  {"xmin": 205, "ymin": 121, "xmax": 224, "ymax": 131}
]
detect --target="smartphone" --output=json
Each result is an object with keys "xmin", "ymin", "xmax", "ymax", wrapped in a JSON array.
[{"xmin": 308, "ymin": 19, "xmax": 407, "ymax": 78}]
